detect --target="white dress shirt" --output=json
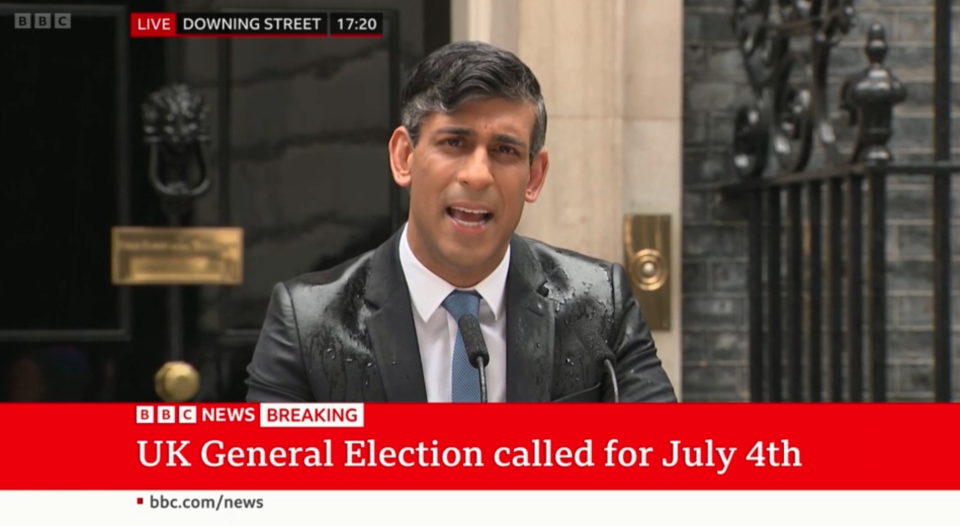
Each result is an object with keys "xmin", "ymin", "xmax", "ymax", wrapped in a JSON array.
[{"xmin": 398, "ymin": 225, "xmax": 509, "ymax": 402}]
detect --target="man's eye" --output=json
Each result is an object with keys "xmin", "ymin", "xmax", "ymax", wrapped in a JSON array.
[
  {"xmin": 496, "ymin": 145, "xmax": 518, "ymax": 155},
  {"xmin": 444, "ymin": 138, "xmax": 463, "ymax": 147}
]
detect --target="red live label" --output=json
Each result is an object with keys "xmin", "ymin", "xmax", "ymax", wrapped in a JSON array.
[{"xmin": 130, "ymin": 13, "xmax": 176, "ymax": 37}]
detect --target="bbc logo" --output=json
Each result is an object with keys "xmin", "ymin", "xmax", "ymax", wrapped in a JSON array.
[
  {"xmin": 14, "ymin": 13, "xmax": 71, "ymax": 29},
  {"xmin": 136, "ymin": 406, "xmax": 197, "ymax": 425}
]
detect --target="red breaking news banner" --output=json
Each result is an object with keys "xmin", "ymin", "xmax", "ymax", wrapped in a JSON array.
[{"xmin": 1, "ymin": 403, "xmax": 958, "ymax": 490}]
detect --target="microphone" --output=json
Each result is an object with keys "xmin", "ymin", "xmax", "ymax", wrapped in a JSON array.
[
  {"xmin": 576, "ymin": 329, "xmax": 620, "ymax": 403},
  {"xmin": 458, "ymin": 314, "xmax": 490, "ymax": 402}
]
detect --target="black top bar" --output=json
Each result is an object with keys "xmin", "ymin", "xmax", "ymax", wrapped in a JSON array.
[{"xmin": 720, "ymin": 161, "xmax": 960, "ymax": 195}]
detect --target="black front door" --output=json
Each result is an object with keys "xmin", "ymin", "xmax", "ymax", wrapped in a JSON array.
[{"xmin": 0, "ymin": 0, "xmax": 449, "ymax": 402}]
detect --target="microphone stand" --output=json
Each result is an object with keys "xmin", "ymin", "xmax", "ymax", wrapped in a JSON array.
[
  {"xmin": 602, "ymin": 359, "xmax": 619, "ymax": 403},
  {"xmin": 475, "ymin": 358, "xmax": 488, "ymax": 403}
]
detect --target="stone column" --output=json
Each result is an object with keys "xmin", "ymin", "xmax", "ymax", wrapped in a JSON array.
[
  {"xmin": 453, "ymin": 0, "xmax": 683, "ymax": 398},
  {"xmin": 621, "ymin": 0, "xmax": 684, "ymax": 399}
]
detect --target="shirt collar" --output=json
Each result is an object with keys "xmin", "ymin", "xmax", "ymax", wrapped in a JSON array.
[{"xmin": 398, "ymin": 224, "xmax": 510, "ymax": 322}]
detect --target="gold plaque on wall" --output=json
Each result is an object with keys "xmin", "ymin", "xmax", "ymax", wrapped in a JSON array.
[
  {"xmin": 623, "ymin": 215, "xmax": 671, "ymax": 331},
  {"xmin": 112, "ymin": 227, "xmax": 243, "ymax": 285}
]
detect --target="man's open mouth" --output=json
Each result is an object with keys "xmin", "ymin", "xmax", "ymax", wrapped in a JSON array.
[{"xmin": 447, "ymin": 206, "xmax": 493, "ymax": 227}]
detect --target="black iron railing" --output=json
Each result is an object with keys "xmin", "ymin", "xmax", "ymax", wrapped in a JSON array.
[{"xmin": 721, "ymin": 0, "xmax": 956, "ymax": 402}]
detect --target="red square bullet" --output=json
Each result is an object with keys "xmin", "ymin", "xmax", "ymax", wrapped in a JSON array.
[{"xmin": 137, "ymin": 498, "xmax": 143, "ymax": 505}]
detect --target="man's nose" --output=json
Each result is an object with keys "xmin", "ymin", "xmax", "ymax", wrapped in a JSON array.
[{"xmin": 458, "ymin": 148, "xmax": 495, "ymax": 188}]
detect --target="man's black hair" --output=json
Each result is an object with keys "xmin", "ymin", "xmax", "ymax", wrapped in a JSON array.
[{"xmin": 399, "ymin": 41, "xmax": 547, "ymax": 162}]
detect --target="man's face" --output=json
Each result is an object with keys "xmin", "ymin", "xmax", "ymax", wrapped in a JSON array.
[{"xmin": 389, "ymin": 97, "xmax": 549, "ymax": 286}]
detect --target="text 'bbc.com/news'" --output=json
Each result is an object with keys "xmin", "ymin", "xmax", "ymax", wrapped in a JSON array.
[{"xmin": 139, "ymin": 495, "xmax": 263, "ymax": 510}]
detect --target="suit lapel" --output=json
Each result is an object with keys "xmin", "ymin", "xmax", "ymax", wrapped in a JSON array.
[
  {"xmin": 364, "ymin": 230, "xmax": 428, "ymax": 402},
  {"xmin": 505, "ymin": 236, "xmax": 555, "ymax": 402}
]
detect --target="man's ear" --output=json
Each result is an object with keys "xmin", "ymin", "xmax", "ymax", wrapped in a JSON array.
[
  {"xmin": 525, "ymin": 148, "xmax": 549, "ymax": 203},
  {"xmin": 389, "ymin": 127, "xmax": 415, "ymax": 188}
]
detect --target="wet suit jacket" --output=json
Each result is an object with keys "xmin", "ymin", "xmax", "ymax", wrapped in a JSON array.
[{"xmin": 246, "ymin": 228, "xmax": 677, "ymax": 403}]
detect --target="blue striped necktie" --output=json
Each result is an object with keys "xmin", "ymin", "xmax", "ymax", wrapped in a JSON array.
[{"xmin": 442, "ymin": 290, "xmax": 482, "ymax": 402}]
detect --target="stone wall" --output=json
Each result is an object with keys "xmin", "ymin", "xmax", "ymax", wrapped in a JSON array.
[{"xmin": 682, "ymin": 0, "xmax": 960, "ymax": 401}]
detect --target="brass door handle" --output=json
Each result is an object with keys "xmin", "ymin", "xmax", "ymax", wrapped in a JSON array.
[{"xmin": 155, "ymin": 361, "xmax": 200, "ymax": 402}]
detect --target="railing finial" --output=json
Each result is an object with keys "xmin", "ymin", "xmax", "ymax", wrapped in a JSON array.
[
  {"xmin": 842, "ymin": 23, "xmax": 907, "ymax": 164},
  {"xmin": 865, "ymin": 22, "xmax": 888, "ymax": 64}
]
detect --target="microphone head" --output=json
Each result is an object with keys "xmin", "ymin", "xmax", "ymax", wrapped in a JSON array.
[
  {"xmin": 457, "ymin": 314, "xmax": 490, "ymax": 368},
  {"xmin": 576, "ymin": 326, "xmax": 617, "ymax": 366}
]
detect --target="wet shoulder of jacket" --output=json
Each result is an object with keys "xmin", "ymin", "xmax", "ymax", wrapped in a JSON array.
[
  {"xmin": 523, "ymin": 236, "xmax": 620, "ymax": 296},
  {"xmin": 281, "ymin": 250, "xmax": 376, "ymax": 314}
]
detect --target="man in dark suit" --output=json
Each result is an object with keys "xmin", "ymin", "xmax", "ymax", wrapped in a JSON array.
[{"xmin": 246, "ymin": 41, "xmax": 676, "ymax": 403}]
